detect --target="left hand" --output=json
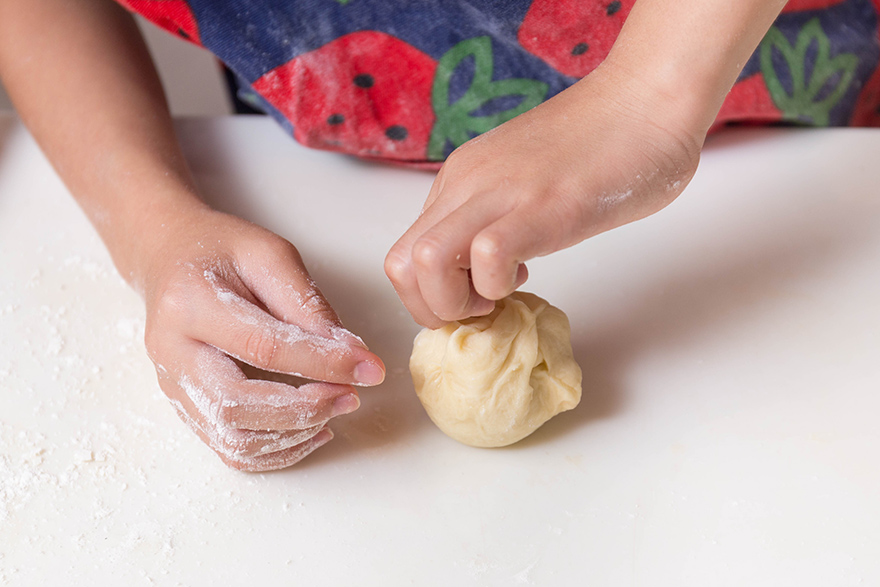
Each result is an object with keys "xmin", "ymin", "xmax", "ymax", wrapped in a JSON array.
[{"xmin": 138, "ymin": 208, "xmax": 384, "ymax": 471}]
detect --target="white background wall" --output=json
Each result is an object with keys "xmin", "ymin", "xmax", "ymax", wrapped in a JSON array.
[{"xmin": 0, "ymin": 15, "xmax": 231, "ymax": 116}]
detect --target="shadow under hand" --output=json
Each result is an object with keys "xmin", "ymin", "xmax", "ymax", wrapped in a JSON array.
[
  {"xmin": 517, "ymin": 130, "xmax": 880, "ymax": 448},
  {"xmin": 228, "ymin": 263, "xmax": 426, "ymax": 468},
  {"xmin": 0, "ymin": 115, "xmax": 22, "ymax": 188},
  {"xmin": 295, "ymin": 267, "xmax": 427, "ymax": 468}
]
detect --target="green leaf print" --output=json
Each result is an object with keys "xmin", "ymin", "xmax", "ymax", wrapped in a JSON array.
[
  {"xmin": 760, "ymin": 18, "xmax": 858, "ymax": 126},
  {"xmin": 429, "ymin": 36, "xmax": 548, "ymax": 160}
]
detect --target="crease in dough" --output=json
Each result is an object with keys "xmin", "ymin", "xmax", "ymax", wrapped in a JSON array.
[{"xmin": 410, "ymin": 291, "xmax": 582, "ymax": 447}]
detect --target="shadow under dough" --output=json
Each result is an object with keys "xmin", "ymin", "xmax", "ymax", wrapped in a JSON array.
[{"xmin": 519, "ymin": 130, "xmax": 880, "ymax": 448}]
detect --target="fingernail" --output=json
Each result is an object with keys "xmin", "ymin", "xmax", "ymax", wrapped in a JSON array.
[
  {"xmin": 354, "ymin": 360, "xmax": 385, "ymax": 386},
  {"xmin": 513, "ymin": 263, "xmax": 529, "ymax": 290},
  {"xmin": 473, "ymin": 297, "xmax": 496, "ymax": 316},
  {"xmin": 331, "ymin": 393, "xmax": 360, "ymax": 417},
  {"xmin": 314, "ymin": 428, "xmax": 334, "ymax": 445}
]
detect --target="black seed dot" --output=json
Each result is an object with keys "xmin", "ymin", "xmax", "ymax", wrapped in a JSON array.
[
  {"xmin": 327, "ymin": 113, "xmax": 345, "ymax": 125},
  {"xmin": 607, "ymin": 1, "xmax": 622, "ymax": 15},
  {"xmin": 571, "ymin": 43, "xmax": 589, "ymax": 56},
  {"xmin": 385, "ymin": 125, "xmax": 408, "ymax": 141},
  {"xmin": 177, "ymin": 27, "xmax": 190, "ymax": 39},
  {"xmin": 353, "ymin": 74, "xmax": 374, "ymax": 88}
]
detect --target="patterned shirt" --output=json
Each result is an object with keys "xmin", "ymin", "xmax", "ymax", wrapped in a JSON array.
[{"xmin": 117, "ymin": 0, "xmax": 880, "ymax": 165}]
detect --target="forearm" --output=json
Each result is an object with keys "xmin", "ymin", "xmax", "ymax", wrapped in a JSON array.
[
  {"xmin": 0, "ymin": 0, "xmax": 206, "ymax": 291},
  {"xmin": 604, "ymin": 0, "xmax": 789, "ymax": 137}
]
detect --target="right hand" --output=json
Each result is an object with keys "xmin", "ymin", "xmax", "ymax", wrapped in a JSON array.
[
  {"xmin": 385, "ymin": 63, "xmax": 702, "ymax": 328},
  {"xmin": 139, "ymin": 207, "xmax": 385, "ymax": 471}
]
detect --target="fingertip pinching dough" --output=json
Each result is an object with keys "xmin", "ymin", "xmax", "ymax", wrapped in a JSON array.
[{"xmin": 410, "ymin": 291, "xmax": 582, "ymax": 448}]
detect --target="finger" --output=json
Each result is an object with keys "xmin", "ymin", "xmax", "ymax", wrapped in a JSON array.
[
  {"xmin": 167, "ymin": 343, "xmax": 361, "ymax": 432},
  {"xmin": 222, "ymin": 379, "xmax": 360, "ymax": 430},
  {"xmin": 221, "ymin": 427, "xmax": 334, "ymax": 472},
  {"xmin": 386, "ymin": 184, "xmax": 512, "ymax": 325},
  {"xmin": 469, "ymin": 201, "xmax": 576, "ymax": 300},
  {"xmin": 233, "ymin": 240, "xmax": 366, "ymax": 347},
  {"xmin": 170, "ymin": 392, "xmax": 334, "ymax": 472},
  {"xmin": 384, "ymin": 244, "xmax": 446, "ymax": 329},
  {"xmin": 384, "ymin": 167, "xmax": 481, "ymax": 328},
  {"xmin": 384, "ymin": 236, "xmax": 450, "ymax": 330},
  {"xmin": 221, "ymin": 427, "xmax": 334, "ymax": 473},
  {"xmin": 168, "ymin": 391, "xmax": 328, "ymax": 460},
  {"xmin": 410, "ymin": 195, "xmax": 510, "ymax": 321},
  {"xmin": 188, "ymin": 277, "xmax": 385, "ymax": 386}
]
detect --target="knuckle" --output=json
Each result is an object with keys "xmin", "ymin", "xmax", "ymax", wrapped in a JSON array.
[
  {"xmin": 411, "ymin": 236, "xmax": 446, "ymax": 272},
  {"xmin": 243, "ymin": 231, "xmax": 302, "ymax": 269},
  {"xmin": 262, "ymin": 235, "xmax": 301, "ymax": 264},
  {"xmin": 243, "ymin": 327, "xmax": 278, "ymax": 370},
  {"xmin": 216, "ymin": 401, "xmax": 240, "ymax": 430},
  {"xmin": 383, "ymin": 249, "xmax": 410, "ymax": 284},
  {"xmin": 298, "ymin": 286, "xmax": 336, "ymax": 323},
  {"xmin": 471, "ymin": 231, "xmax": 507, "ymax": 265},
  {"xmin": 443, "ymin": 146, "xmax": 468, "ymax": 172},
  {"xmin": 471, "ymin": 232, "xmax": 523, "ymax": 300},
  {"xmin": 152, "ymin": 283, "xmax": 191, "ymax": 324},
  {"xmin": 438, "ymin": 151, "xmax": 458, "ymax": 175}
]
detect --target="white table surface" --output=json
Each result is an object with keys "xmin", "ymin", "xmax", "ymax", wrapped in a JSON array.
[{"xmin": 2, "ymin": 114, "xmax": 880, "ymax": 586}]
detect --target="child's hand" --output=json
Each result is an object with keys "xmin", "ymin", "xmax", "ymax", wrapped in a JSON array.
[
  {"xmin": 141, "ymin": 209, "xmax": 385, "ymax": 471},
  {"xmin": 385, "ymin": 64, "xmax": 703, "ymax": 328}
]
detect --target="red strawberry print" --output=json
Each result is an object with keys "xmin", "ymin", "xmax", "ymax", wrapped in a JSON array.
[
  {"xmin": 711, "ymin": 73, "xmax": 783, "ymax": 132},
  {"xmin": 516, "ymin": 0, "xmax": 841, "ymax": 80},
  {"xmin": 782, "ymin": 0, "xmax": 846, "ymax": 12},
  {"xmin": 849, "ymin": 0, "xmax": 880, "ymax": 125},
  {"xmin": 518, "ymin": 0, "xmax": 634, "ymax": 78},
  {"xmin": 850, "ymin": 66, "xmax": 880, "ymax": 125},
  {"xmin": 117, "ymin": 0, "xmax": 200, "ymax": 44},
  {"xmin": 252, "ymin": 31, "xmax": 437, "ymax": 161}
]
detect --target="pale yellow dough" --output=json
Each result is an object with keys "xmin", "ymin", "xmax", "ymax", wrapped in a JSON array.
[{"xmin": 410, "ymin": 291, "xmax": 582, "ymax": 448}]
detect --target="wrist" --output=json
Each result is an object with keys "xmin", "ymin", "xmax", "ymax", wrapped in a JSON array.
[
  {"xmin": 93, "ymin": 182, "xmax": 210, "ymax": 296},
  {"xmin": 597, "ymin": 50, "xmax": 713, "ymax": 147},
  {"xmin": 567, "ymin": 59, "xmax": 704, "ymax": 172},
  {"xmin": 601, "ymin": 0, "xmax": 789, "ymax": 138}
]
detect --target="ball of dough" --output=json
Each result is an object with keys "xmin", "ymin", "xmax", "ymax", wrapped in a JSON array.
[{"xmin": 410, "ymin": 291, "xmax": 582, "ymax": 448}]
